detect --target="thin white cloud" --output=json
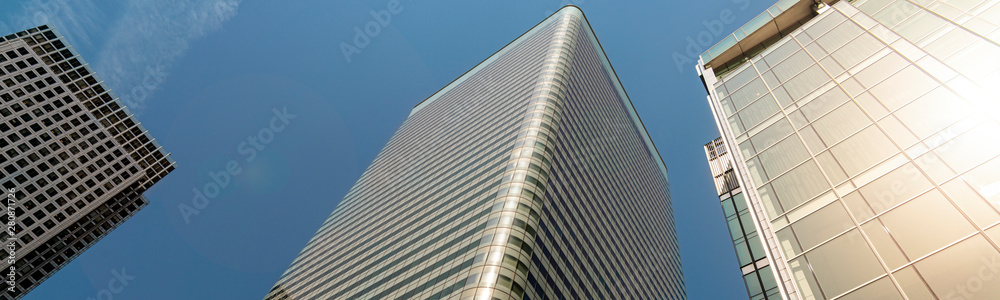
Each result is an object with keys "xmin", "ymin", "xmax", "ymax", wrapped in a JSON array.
[
  {"xmin": 0, "ymin": 0, "xmax": 104, "ymax": 49},
  {"xmin": 2, "ymin": 0, "xmax": 242, "ymax": 113},
  {"xmin": 96, "ymin": 0, "xmax": 242, "ymax": 112}
]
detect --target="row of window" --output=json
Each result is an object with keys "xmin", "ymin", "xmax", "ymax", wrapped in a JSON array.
[
  {"xmin": 271, "ymin": 25, "xmax": 566, "ymax": 299},
  {"xmin": 1, "ymin": 186, "xmax": 147, "ymax": 299},
  {"xmin": 271, "ymin": 67, "xmax": 541, "ymax": 298},
  {"xmin": 525, "ymin": 26, "xmax": 681, "ymax": 300}
]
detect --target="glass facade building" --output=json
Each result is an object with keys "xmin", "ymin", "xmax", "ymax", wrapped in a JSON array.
[
  {"xmin": 0, "ymin": 25, "xmax": 174, "ymax": 299},
  {"xmin": 698, "ymin": 0, "xmax": 1000, "ymax": 299},
  {"xmin": 265, "ymin": 6, "xmax": 686, "ymax": 300}
]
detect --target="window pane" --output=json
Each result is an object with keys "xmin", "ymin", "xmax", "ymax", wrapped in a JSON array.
[
  {"xmin": 860, "ymin": 219, "xmax": 909, "ymax": 269},
  {"xmin": 761, "ymin": 70, "xmax": 781, "ymax": 89},
  {"xmin": 722, "ymin": 197, "xmax": 737, "ymax": 218},
  {"xmin": 759, "ymin": 184, "xmax": 783, "ymax": 218},
  {"xmin": 763, "ymin": 38, "xmax": 804, "ymax": 67},
  {"xmin": 748, "ymin": 233, "xmax": 766, "ymax": 260},
  {"xmin": 799, "ymin": 125, "xmax": 827, "ymax": 152},
  {"xmin": 842, "ymin": 191, "xmax": 875, "ymax": 222},
  {"xmin": 740, "ymin": 139, "xmax": 756, "ymax": 159},
  {"xmin": 894, "ymin": 87, "xmax": 970, "ymax": 139},
  {"xmin": 784, "ymin": 65, "xmax": 831, "ymax": 100},
  {"xmin": 789, "ymin": 202, "xmax": 855, "ymax": 255},
  {"xmin": 895, "ymin": 10, "xmax": 948, "ymax": 42},
  {"xmin": 945, "ymin": 39, "xmax": 1000, "ymax": 79},
  {"xmin": 958, "ymin": 156, "xmax": 1000, "ymax": 211},
  {"xmin": 776, "ymin": 227, "xmax": 802, "ymax": 255},
  {"xmin": 721, "ymin": 96, "xmax": 737, "ymax": 117},
  {"xmin": 856, "ymin": 0, "xmax": 892, "ymax": 19},
  {"xmin": 868, "ymin": 65, "xmax": 939, "ymax": 110},
  {"xmin": 854, "ymin": 53, "xmax": 908, "ymax": 89},
  {"xmin": 924, "ymin": 27, "xmax": 981, "ymax": 63},
  {"xmin": 747, "ymin": 157, "xmax": 769, "ymax": 186},
  {"xmin": 772, "ymin": 50, "xmax": 816, "ymax": 82},
  {"xmin": 831, "ymin": 34, "xmax": 884, "ymax": 70},
  {"xmin": 725, "ymin": 64, "xmax": 761, "ymax": 93},
  {"xmin": 739, "ymin": 94, "xmax": 780, "ymax": 128},
  {"xmin": 877, "ymin": 115, "xmax": 918, "ymax": 148},
  {"xmin": 800, "ymin": 86, "xmax": 849, "ymax": 122},
  {"xmin": 940, "ymin": 179, "xmax": 1000, "ymax": 228},
  {"xmin": 816, "ymin": 151, "xmax": 849, "ymax": 184},
  {"xmin": 858, "ymin": 163, "xmax": 932, "ymax": 214},
  {"xmin": 745, "ymin": 271, "xmax": 763, "ymax": 296},
  {"xmin": 741, "ymin": 211, "xmax": 757, "ymax": 235},
  {"xmin": 804, "ymin": 8, "xmax": 847, "ymax": 39},
  {"xmin": 757, "ymin": 136, "xmax": 810, "ymax": 178},
  {"xmin": 789, "ymin": 257, "xmax": 824, "ymax": 300},
  {"xmin": 758, "ymin": 266, "xmax": 779, "ymax": 292},
  {"xmin": 812, "ymin": 101, "xmax": 871, "ymax": 146},
  {"xmin": 819, "ymin": 56, "xmax": 845, "ymax": 77},
  {"xmin": 787, "ymin": 109, "xmax": 808, "ymax": 128},
  {"xmin": 733, "ymin": 193, "xmax": 749, "ymax": 212},
  {"xmin": 771, "ymin": 161, "xmax": 829, "ymax": 211},
  {"xmin": 715, "ymin": 83, "xmax": 729, "ymax": 98},
  {"xmin": 893, "ymin": 266, "xmax": 936, "ymax": 299},
  {"xmin": 735, "ymin": 239, "xmax": 754, "ymax": 266},
  {"xmin": 853, "ymin": 92, "xmax": 889, "ymax": 120},
  {"xmin": 750, "ymin": 119, "xmax": 793, "ymax": 152},
  {"xmin": 934, "ymin": 122, "xmax": 1000, "ymax": 173},
  {"xmin": 729, "ymin": 115, "xmax": 746, "ymax": 135},
  {"xmin": 804, "ymin": 229, "xmax": 886, "ymax": 297},
  {"xmin": 871, "ymin": 0, "xmax": 920, "ymax": 27},
  {"xmin": 880, "ymin": 189, "xmax": 977, "ymax": 259},
  {"xmin": 731, "ymin": 79, "xmax": 770, "ymax": 109},
  {"xmin": 729, "ymin": 217, "xmax": 745, "ymax": 241},
  {"xmin": 830, "ymin": 126, "xmax": 897, "ymax": 177},
  {"xmin": 816, "ymin": 21, "xmax": 864, "ymax": 53},
  {"xmin": 913, "ymin": 235, "xmax": 1000, "ymax": 299}
]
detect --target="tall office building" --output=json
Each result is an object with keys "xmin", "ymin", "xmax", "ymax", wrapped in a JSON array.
[
  {"xmin": 698, "ymin": 0, "xmax": 1000, "ymax": 299},
  {"xmin": 266, "ymin": 6, "xmax": 685, "ymax": 300},
  {"xmin": 0, "ymin": 25, "xmax": 174, "ymax": 299}
]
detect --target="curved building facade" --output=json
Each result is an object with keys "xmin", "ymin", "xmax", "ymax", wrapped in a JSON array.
[{"xmin": 265, "ymin": 6, "xmax": 686, "ymax": 300}]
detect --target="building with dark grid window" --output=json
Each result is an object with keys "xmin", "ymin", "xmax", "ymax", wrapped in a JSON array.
[
  {"xmin": 704, "ymin": 137, "xmax": 782, "ymax": 300},
  {"xmin": 698, "ymin": 0, "xmax": 1000, "ymax": 299},
  {"xmin": 265, "ymin": 6, "xmax": 686, "ymax": 300},
  {"xmin": 0, "ymin": 25, "xmax": 174, "ymax": 299}
]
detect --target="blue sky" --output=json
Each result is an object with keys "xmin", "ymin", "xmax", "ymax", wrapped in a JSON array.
[{"xmin": 3, "ymin": 0, "xmax": 775, "ymax": 299}]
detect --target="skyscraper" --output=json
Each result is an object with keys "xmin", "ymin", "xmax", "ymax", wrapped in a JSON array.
[
  {"xmin": 266, "ymin": 6, "xmax": 686, "ymax": 300},
  {"xmin": 0, "ymin": 25, "xmax": 174, "ymax": 299},
  {"xmin": 698, "ymin": 0, "xmax": 1000, "ymax": 299}
]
